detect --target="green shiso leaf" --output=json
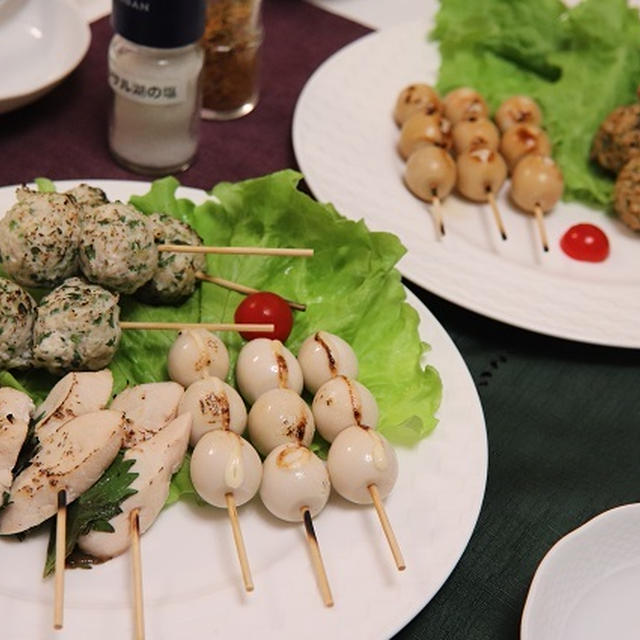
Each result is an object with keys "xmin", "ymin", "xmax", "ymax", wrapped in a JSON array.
[
  {"xmin": 43, "ymin": 451, "xmax": 138, "ymax": 577},
  {"xmin": 431, "ymin": 0, "xmax": 640, "ymax": 208}
]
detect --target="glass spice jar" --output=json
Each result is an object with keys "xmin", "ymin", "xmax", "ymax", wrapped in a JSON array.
[
  {"xmin": 108, "ymin": 0, "xmax": 206, "ymax": 175},
  {"xmin": 201, "ymin": 0, "xmax": 263, "ymax": 120}
]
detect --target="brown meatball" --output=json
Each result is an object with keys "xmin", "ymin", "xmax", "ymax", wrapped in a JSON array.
[
  {"xmin": 591, "ymin": 103, "xmax": 640, "ymax": 174},
  {"xmin": 614, "ymin": 156, "xmax": 640, "ymax": 231}
]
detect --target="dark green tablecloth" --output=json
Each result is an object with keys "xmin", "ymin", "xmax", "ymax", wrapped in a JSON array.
[{"xmin": 397, "ymin": 280, "xmax": 640, "ymax": 639}]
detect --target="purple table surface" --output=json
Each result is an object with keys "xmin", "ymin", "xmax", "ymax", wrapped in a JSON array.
[{"xmin": 0, "ymin": 0, "xmax": 370, "ymax": 191}]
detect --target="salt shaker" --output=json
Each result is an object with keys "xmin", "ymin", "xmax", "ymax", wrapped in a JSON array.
[
  {"xmin": 201, "ymin": 0, "xmax": 263, "ymax": 120},
  {"xmin": 108, "ymin": 0, "xmax": 207, "ymax": 174}
]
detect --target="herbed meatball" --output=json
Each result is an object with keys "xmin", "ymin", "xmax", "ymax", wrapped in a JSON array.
[
  {"xmin": 79, "ymin": 201, "xmax": 158, "ymax": 294},
  {"xmin": 33, "ymin": 277, "xmax": 121, "ymax": 373},
  {"xmin": 66, "ymin": 183, "xmax": 109, "ymax": 210},
  {"xmin": 0, "ymin": 277, "xmax": 36, "ymax": 369},
  {"xmin": 614, "ymin": 156, "xmax": 640, "ymax": 231},
  {"xmin": 591, "ymin": 103, "xmax": 640, "ymax": 174},
  {"xmin": 0, "ymin": 189, "xmax": 80, "ymax": 288},
  {"xmin": 135, "ymin": 213, "xmax": 207, "ymax": 305}
]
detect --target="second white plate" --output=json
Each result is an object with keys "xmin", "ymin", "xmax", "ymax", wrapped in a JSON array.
[
  {"xmin": 293, "ymin": 16, "xmax": 640, "ymax": 348},
  {"xmin": 522, "ymin": 504, "xmax": 640, "ymax": 640}
]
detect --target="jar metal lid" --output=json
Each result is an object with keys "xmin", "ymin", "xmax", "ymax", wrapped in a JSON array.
[{"xmin": 112, "ymin": 0, "xmax": 206, "ymax": 48}]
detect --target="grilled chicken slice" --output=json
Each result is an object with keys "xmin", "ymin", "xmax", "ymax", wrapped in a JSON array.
[
  {"xmin": 0, "ymin": 409, "xmax": 125, "ymax": 535},
  {"xmin": 0, "ymin": 388, "xmax": 35, "ymax": 492},
  {"xmin": 77, "ymin": 412, "xmax": 191, "ymax": 559},
  {"xmin": 111, "ymin": 381, "xmax": 184, "ymax": 447},
  {"xmin": 35, "ymin": 370, "xmax": 113, "ymax": 441}
]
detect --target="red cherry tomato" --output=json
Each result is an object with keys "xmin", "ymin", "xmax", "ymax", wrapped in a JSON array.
[
  {"xmin": 560, "ymin": 223, "xmax": 609, "ymax": 262},
  {"xmin": 234, "ymin": 292, "xmax": 294, "ymax": 342}
]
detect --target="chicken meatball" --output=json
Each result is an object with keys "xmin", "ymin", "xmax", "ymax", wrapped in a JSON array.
[
  {"xmin": 65, "ymin": 183, "xmax": 109, "ymax": 211},
  {"xmin": 614, "ymin": 156, "xmax": 640, "ymax": 231},
  {"xmin": 0, "ymin": 277, "xmax": 36, "ymax": 369},
  {"xmin": 78, "ymin": 201, "xmax": 157, "ymax": 294},
  {"xmin": 591, "ymin": 103, "xmax": 640, "ymax": 174},
  {"xmin": 33, "ymin": 278, "xmax": 121, "ymax": 373},
  {"xmin": 135, "ymin": 213, "xmax": 207, "ymax": 304},
  {"xmin": 0, "ymin": 189, "xmax": 80, "ymax": 288}
]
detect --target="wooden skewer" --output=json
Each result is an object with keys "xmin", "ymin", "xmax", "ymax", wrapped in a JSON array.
[
  {"xmin": 225, "ymin": 493, "xmax": 254, "ymax": 592},
  {"xmin": 195, "ymin": 272, "xmax": 307, "ymax": 312},
  {"xmin": 130, "ymin": 508, "xmax": 145, "ymax": 640},
  {"xmin": 487, "ymin": 191, "xmax": 508, "ymax": 241},
  {"xmin": 368, "ymin": 484, "xmax": 406, "ymax": 571},
  {"xmin": 431, "ymin": 195, "xmax": 446, "ymax": 238},
  {"xmin": 53, "ymin": 489, "xmax": 67, "ymax": 631},
  {"xmin": 301, "ymin": 507, "xmax": 333, "ymax": 607},
  {"xmin": 120, "ymin": 321, "xmax": 274, "ymax": 333},
  {"xmin": 158, "ymin": 244, "xmax": 313, "ymax": 257},
  {"xmin": 533, "ymin": 204, "xmax": 549, "ymax": 252}
]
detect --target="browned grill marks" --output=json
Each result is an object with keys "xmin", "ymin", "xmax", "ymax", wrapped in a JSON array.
[
  {"xmin": 342, "ymin": 375, "xmax": 362, "ymax": 425},
  {"xmin": 314, "ymin": 332, "xmax": 337, "ymax": 375}
]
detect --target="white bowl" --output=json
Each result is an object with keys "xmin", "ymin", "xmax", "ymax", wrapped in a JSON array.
[{"xmin": 0, "ymin": 0, "xmax": 91, "ymax": 114}]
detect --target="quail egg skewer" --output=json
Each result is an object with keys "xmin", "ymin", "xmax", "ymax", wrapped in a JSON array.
[
  {"xmin": 327, "ymin": 425, "xmax": 404, "ymax": 571},
  {"xmin": 167, "ymin": 329, "xmax": 230, "ymax": 388},
  {"xmin": 235, "ymin": 338, "xmax": 303, "ymax": 404},
  {"xmin": 456, "ymin": 148, "xmax": 509, "ymax": 241},
  {"xmin": 312, "ymin": 375, "xmax": 378, "ymax": 443},
  {"xmin": 260, "ymin": 443, "xmax": 333, "ymax": 606},
  {"xmin": 247, "ymin": 388, "xmax": 315, "ymax": 457},
  {"xmin": 190, "ymin": 430, "xmax": 263, "ymax": 592},
  {"xmin": 403, "ymin": 145, "xmax": 457, "ymax": 238},
  {"xmin": 443, "ymin": 87, "xmax": 489, "ymax": 125},
  {"xmin": 178, "ymin": 376, "xmax": 247, "ymax": 447},
  {"xmin": 393, "ymin": 83, "xmax": 442, "ymax": 126},
  {"xmin": 297, "ymin": 331, "xmax": 358, "ymax": 395},
  {"xmin": 510, "ymin": 154, "xmax": 564, "ymax": 253}
]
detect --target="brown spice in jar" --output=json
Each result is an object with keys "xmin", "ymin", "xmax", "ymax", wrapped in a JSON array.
[{"xmin": 202, "ymin": 0, "xmax": 262, "ymax": 113}]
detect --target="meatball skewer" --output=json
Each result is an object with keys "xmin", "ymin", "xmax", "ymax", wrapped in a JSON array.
[{"xmin": 29, "ymin": 278, "xmax": 272, "ymax": 374}]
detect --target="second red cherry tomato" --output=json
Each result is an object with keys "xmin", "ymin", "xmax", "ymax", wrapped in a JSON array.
[
  {"xmin": 234, "ymin": 292, "xmax": 294, "ymax": 342},
  {"xmin": 560, "ymin": 223, "xmax": 610, "ymax": 262}
]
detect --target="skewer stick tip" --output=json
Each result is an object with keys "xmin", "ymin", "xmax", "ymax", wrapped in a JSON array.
[
  {"xmin": 431, "ymin": 194, "xmax": 446, "ymax": 239},
  {"xmin": 53, "ymin": 489, "xmax": 67, "ymax": 630},
  {"xmin": 302, "ymin": 508, "xmax": 334, "ymax": 607},
  {"xmin": 130, "ymin": 508, "xmax": 146, "ymax": 640},
  {"xmin": 368, "ymin": 484, "xmax": 406, "ymax": 571},
  {"xmin": 225, "ymin": 493, "xmax": 254, "ymax": 593}
]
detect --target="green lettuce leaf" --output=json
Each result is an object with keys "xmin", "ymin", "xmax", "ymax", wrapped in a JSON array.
[
  {"xmin": 8, "ymin": 171, "xmax": 442, "ymax": 506},
  {"xmin": 431, "ymin": 0, "xmax": 640, "ymax": 208}
]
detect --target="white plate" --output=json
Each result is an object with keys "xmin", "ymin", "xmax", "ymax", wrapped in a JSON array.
[
  {"xmin": 0, "ymin": 0, "xmax": 91, "ymax": 114},
  {"xmin": 0, "ymin": 179, "xmax": 487, "ymax": 640},
  {"xmin": 292, "ymin": 15, "xmax": 640, "ymax": 348},
  {"xmin": 521, "ymin": 504, "xmax": 640, "ymax": 640}
]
